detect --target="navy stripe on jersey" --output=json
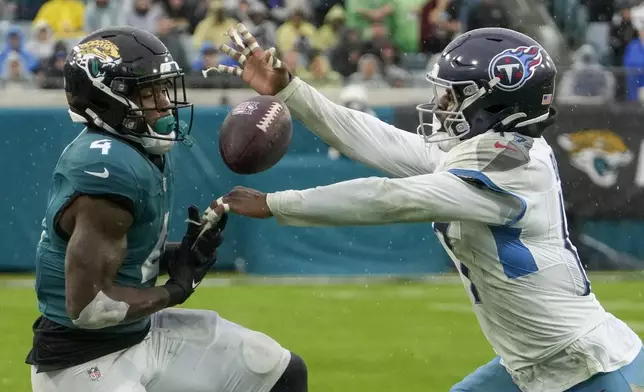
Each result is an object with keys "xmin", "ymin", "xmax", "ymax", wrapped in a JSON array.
[
  {"xmin": 489, "ymin": 226, "xmax": 538, "ymax": 278},
  {"xmin": 447, "ymin": 169, "xmax": 527, "ymax": 225},
  {"xmin": 549, "ymin": 153, "xmax": 591, "ymax": 295}
]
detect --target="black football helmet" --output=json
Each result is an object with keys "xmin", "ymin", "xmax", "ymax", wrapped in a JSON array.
[
  {"xmin": 417, "ymin": 28, "xmax": 557, "ymax": 149},
  {"xmin": 64, "ymin": 26, "xmax": 194, "ymax": 154}
]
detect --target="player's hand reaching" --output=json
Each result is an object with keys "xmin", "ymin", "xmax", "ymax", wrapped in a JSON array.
[
  {"xmin": 201, "ymin": 23, "xmax": 291, "ymax": 96},
  {"xmin": 215, "ymin": 186, "xmax": 273, "ymax": 219},
  {"xmin": 163, "ymin": 205, "xmax": 228, "ymax": 306}
]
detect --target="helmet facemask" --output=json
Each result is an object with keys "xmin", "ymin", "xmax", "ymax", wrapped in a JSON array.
[
  {"xmin": 416, "ymin": 72, "xmax": 495, "ymax": 150},
  {"xmin": 111, "ymin": 65, "xmax": 194, "ymax": 153}
]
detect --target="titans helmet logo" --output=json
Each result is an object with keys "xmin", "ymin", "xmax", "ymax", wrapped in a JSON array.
[{"xmin": 488, "ymin": 46, "xmax": 543, "ymax": 91}]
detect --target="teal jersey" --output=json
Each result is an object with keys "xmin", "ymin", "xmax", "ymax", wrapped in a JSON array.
[{"xmin": 34, "ymin": 129, "xmax": 174, "ymax": 333}]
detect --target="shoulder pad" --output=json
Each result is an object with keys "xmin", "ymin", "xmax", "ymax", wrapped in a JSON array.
[
  {"xmin": 444, "ymin": 132, "xmax": 534, "ymax": 174},
  {"xmin": 57, "ymin": 134, "xmax": 143, "ymax": 209},
  {"xmin": 443, "ymin": 133, "xmax": 537, "ymax": 200}
]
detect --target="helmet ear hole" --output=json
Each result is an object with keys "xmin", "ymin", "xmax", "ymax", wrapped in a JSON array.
[{"xmin": 485, "ymin": 104, "xmax": 509, "ymax": 114}]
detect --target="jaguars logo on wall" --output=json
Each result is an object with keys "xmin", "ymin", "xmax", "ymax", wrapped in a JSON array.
[
  {"xmin": 72, "ymin": 39, "xmax": 122, "ymax": 81},
  {"xmin": 557, "ymin": 129, "xmax": 633, "ymax": 188}
]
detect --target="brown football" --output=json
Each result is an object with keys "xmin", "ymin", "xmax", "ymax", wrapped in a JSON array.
[{"xmin": 219, "ymin": 95, "xmax": 292, "ymax": 175}]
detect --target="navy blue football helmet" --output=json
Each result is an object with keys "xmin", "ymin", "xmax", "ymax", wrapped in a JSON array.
[{"xmin": 417, "ymin": 28, "xmax": 557, "ymax": 148}]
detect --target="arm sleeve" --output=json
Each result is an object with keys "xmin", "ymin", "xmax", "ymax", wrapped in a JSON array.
[
  {"xmin": 265, "ymin": 171, "xmax": 524, "ymax": 227},
  {"xmin": 275, "ymin": 77, "xmax": 444, "ymax": 177}
]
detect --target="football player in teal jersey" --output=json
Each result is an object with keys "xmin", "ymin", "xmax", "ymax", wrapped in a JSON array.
[{"xmin": 26, "ymin": 26, "xmax": 307, "ymax": 392}]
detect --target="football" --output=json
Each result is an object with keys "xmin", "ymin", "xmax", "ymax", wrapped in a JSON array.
[{"xmin": 219, "ymin": 95, "xmax": 292, "ymax": 175}]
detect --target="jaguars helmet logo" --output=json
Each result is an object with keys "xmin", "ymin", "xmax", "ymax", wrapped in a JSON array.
[
  {"xmin": 73, "ymin": 39, "xmax": 122, "ymax": 80},
  {"xmin": 557, "ymin": 129, "xmax": 633, "ymax": 188}
]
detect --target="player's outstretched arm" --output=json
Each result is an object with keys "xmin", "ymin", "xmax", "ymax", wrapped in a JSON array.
[
  {"xmin": 63, "ymin": 195, "xmax": 172, "ymax": 329},
  {"xmin": 274, "ymin": 78, "xmax": 442, "ymax": 177},
  {"xmin": 204, "ymin": 23, "xmax": 442, "ymax": 178},
  {"xmin": 217, "ymin": 171, "xmax": 525, "ymax": 227}
]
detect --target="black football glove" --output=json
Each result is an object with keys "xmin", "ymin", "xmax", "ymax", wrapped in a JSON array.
[{"xmin": 163, "ymin": 205, "xmax": 227, "ymax": 307}]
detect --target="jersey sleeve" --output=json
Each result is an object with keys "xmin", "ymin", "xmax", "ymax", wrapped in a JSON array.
[
  {"xmin": 265, "ymin": 171, "xmax": 524, "ymax": 227},
  {"xmin": 276, "ymin": 77, "xmax": 445, "ymax": 177},
  {"xmin": 441, "ymin": 133, "xmax": 536, "ymax": 225},
  {"xmin": 59, "ymin": 140, "xmax": 141, "ymax": 215}
]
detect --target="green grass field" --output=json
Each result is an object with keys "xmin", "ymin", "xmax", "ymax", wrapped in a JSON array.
[{"xmin": 1, "ymin": 273, "xmax": 643, "ymax": 392}]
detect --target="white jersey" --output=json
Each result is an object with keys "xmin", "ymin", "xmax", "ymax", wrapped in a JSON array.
[{"xmin": 267, "ymin": 78, "xmax": 643, "ymax": 392}]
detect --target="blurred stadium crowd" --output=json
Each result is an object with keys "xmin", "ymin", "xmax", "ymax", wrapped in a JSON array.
[{"xmin": 1, "ymin": 0, "xmax": 644, "ymax": 102}]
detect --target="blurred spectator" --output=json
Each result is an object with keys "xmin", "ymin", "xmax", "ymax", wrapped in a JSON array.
[
  {"xmin": 276, "ymin": 6, "xmax": 316, "ymax": 53},
  {"xmin": 329, "ymin": 27, "xmax": 364, "ymax": 77},
  {"xmin": 394, "ymin": 0, "xmax": 424, "ymax": 53},
  {"xmin": 124, "ymin": 0, "xmax": 164, "ymax": 33},
  {"xmin": 245, "ymin": 2, "xmax": 278, "ymax": 51},
  {"xmin": 191, "ymin": 41, "xmax": 219, "ymax": 74},
  {"xmin": 232, "ymin": 0, "xmax": 250, "ymax": 22},
  {"xmin": 623, "ymin": 28, "xmax": 644, "ymax": 101},
  {"xmin": 386, "ymin": 66, "xmax": 410, "ymax": 87},
  {"xmin": 558, "ymin": 44, "xmax": 616, "ymax": 104},
  {"xmin": 298, "ymin": 50, "xmax": 343, "ymax": 88},
  {"xmin": 83, "ymin": 0, "xmax": 124, "ymax": 33},
  {"xmin": 377, "ymin": 41, "xmax": 411, "ymax": 86},
  {"xmin": 313, "ymin": 0, "xmax": 344, "ymax": 26},
  {"xmin": 611, "ymin": 1, "xmax": 637, "ymax": 67},
  {"xmin": 420, "ymin": 0, "xmax": 460, "ymax": 54},
  {"xmin": 33, "ymin": 0, "xmax": 85, "ymax": 39},
  {"xmin": 348, "ymin": 53, "xmax": 389, "ymax": 88},
  {"xmin": 269, "ymin": 0, "xmax": 313, "ymax": 24},
  {"xmin": 313, "ymin": 4, "xmax": 346, "ymax": 53},
  {"xmin": 0, "ymin": 27, "xmax": 39, "ymax": 75},
  {"xmin": 192, "ymin": 0, "xmax": 238, "ymax": 49},
  {"xmin": 1, "ymin": 51, "xmax": 36, "ymax": 89},
  {"xmin": 0, "ymin": 0, "xmax": 16, "ymax": 20},
  {"xmin": 466, "ymin": 0, "xmax": 511, "ymax": 31},
  {"xmin": 156, "ymin": 15, "xmax": 189, "ymax": 71},
  {"xmin": 26, "ymin": 20, "xmax": 54, "ymax": 64},
  {"xmin": 159, "ymin": 0, "xmax": 200, "ymax": 34},
  {"xmin": 346, "ymin": 0, "xmax": 394, "ymax": 39},
  {"xmin": 47, "ymin": 50, "xmax": 66, "ymax": 76}
]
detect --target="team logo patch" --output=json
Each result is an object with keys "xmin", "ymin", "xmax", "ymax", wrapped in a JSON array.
[
  {"xmin": 73, "ymin": 39, "xmax": 122, "ymax": 81},
  {"xmin": 232, "ymin": 100, "xmax": 259, "ymax": 116},
  {"xmin": 557, "ymin": 129, "xmax": 633, "ymax": 188},
  {"xmin": 488, "ymin": 46, "xmax": 543, "ymax": 91},
  {"xmin": 87, "ymin": 366, "xmax": 102, "ymax": 381}
]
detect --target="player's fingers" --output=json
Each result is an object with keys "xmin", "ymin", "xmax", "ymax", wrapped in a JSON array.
[
  {"xmin": 236, "ymin": 23, "xmax": 262, "ymax": 56},
  {"xmin": 226, "ymin": 26, "xmax": 245, "ymax": 50},
  {"xmin": 216, "ymin": 197, "xmax": 231, "ymax": 213},
  {"xmin": 267, "ymin": 47, "xmax": 284, "ymax": 69},
  {"xmin": 219, "ymin": 44, "xmax": 247, "ymax": 66},
  {"xmin": 201, "ymin": 65, "xmax": 242, "ymax": 78}
]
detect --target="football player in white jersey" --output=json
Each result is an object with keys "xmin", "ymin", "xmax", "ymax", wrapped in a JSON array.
[{"xmin": 207, "ymin": 25, "xmax": 644, "ymax": 392}]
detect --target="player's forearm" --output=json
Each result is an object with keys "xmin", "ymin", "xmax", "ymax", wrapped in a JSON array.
[
  {"xmin": 276, "ymin": 77, "xmax": 437, "ymax": 177},
  {"xmin": 266, "ymin": 172, "xmax": 520, "ymax": 227},
  {"xmin": 68, "ymin": 283, "xmax": 170, "ymax": 330},
  {"xmin": 266, "ymin": 176, "xmax": 439, "ymax": 226},
  {"xmin": 104, "ymin": 285, "xmax": 171, "ymax": 322}
]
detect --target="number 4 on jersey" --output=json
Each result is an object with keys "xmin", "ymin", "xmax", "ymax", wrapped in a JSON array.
[{"xmin": 90, "ymin": 139, "xmax": 112, "ymax": 155}]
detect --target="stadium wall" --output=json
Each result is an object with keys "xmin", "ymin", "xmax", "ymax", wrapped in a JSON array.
[{"xmin": 1, "ymin": 94, "xmax": 643, "ymax": 274}]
